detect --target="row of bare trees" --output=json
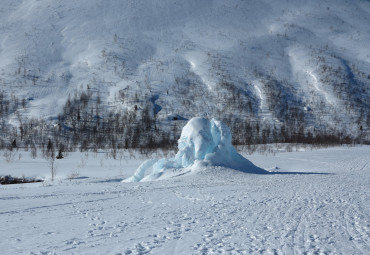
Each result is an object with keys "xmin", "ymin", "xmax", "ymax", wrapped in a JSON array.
[{"xmin": 0, "ymin": 80, "xmax": 369, "ymax": 156}]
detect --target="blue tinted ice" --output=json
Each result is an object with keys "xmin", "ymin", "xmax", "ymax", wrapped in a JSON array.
[{"xmin": 123, "ymin": 117, "xmax": 266, "ymax": 182}]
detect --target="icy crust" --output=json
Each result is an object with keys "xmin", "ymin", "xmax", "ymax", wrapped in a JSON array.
[{"xmin": 123, "ymin": 117, "xmax": 266, "ymax": 182}]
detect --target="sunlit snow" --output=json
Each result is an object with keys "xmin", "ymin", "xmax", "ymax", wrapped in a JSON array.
[
  {"xmin": 124, "ymin": 117, "xmax": 266, "ymax": 182},
  {"xmin": 1, "ymin": 146, "xmax": 370, "ymax": 254}
]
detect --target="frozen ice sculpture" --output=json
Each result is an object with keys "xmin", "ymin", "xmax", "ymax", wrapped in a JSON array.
[{"xmin": 123, "ymin": 117, "xmax": 266, "ymax": 182}]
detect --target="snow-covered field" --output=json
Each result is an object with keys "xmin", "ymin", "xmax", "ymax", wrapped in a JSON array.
[{"xmin": 1, "ymin": 145, "xmax": 369, "ymax": 254}]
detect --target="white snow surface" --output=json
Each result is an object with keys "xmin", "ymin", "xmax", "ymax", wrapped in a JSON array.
[
  {"xmin": 1, "ymin": 146, "xmax": 370, "ymax": 254},
  {"xmin": 124, "ymin": 117, "xmax": 265, "ymax": 182}
]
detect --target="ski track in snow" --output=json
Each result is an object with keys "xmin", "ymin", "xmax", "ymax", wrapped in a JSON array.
[{"xmin": 1, "ymin": 146, "xmax": 370, "ymax": 254}]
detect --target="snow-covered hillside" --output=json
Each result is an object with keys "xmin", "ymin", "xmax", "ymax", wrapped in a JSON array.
[
  {"xmin": 0, "ymin": 0, "xmax": 369, "ymax": 140},
  {"xmin": 1, "ymin": 146, "xmax": 369, "ymax": 254}
]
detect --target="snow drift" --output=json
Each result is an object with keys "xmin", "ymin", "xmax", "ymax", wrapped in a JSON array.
[{"xmin": 123, "ymin": 117, "xmax": 266, "ymax": 182}]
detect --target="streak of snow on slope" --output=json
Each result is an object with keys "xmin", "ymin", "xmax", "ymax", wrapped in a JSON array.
[{"xmin": 288, "ymin": 46, "xmax": 336, "ymax": 107}]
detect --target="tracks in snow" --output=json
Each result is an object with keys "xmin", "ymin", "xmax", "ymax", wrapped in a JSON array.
[{"xmin": 1, "ymin": 147, "xmax": 370, "ymax": 254}]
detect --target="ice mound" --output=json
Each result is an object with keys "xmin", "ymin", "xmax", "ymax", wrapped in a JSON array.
[{"xmin": 123, "ymin": 117, "xmax": 266, "ymax": 182}]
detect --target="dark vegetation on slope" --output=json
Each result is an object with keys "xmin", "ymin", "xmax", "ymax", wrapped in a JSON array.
[{"xmin": 0, "ymin": 78, "xmax": 369, "ymax": 158}]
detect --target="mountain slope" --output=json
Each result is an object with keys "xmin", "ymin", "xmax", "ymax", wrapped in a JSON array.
[{"xmin": 0, "ymin": 0, "xmax": 369, "ymax": 144}]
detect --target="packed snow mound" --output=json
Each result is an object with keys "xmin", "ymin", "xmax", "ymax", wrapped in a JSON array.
[{"xmin": 123, "ymin": 117, "xmax": 266, "ymax": 182}]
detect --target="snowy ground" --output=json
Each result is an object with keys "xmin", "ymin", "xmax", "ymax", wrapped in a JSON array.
[{"xmin": 1, "ymin": 146, "xmax": 369, "ymax": 254}]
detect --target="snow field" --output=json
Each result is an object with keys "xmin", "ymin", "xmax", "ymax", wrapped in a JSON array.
[{"xmin": 1, "ymin": 146, "xmax": 369, "ymax": 254}]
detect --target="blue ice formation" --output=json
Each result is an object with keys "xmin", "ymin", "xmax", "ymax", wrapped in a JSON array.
[{"xmin": 123, "ymin": 117, "xmax": 266, "ymax": 182}]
